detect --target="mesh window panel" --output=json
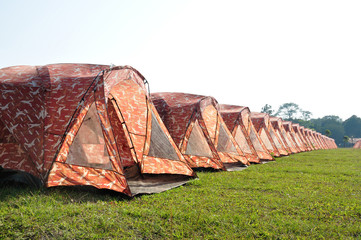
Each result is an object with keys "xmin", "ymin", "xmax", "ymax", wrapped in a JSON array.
[
  {"xmin": 66, "ymin": 103, "xmax": 112, "ymax": 170},
  {"xmin": 260, "ymin": 129, "xmax": 274, "ymax": 151},
  {"xmin": 270, "ymin": 128, "xmax": 283, "ymax": 149},
  {"xmin": 234, "ymin": 127, "xmax": 252, "ymax": 154},
  {"xmin": 216, "ymin": 123, "xmax": 237, "ymax": 153},
  {"xmin": 276, "ymin": 131, "xmax": 287, "ymax": 147},
  {"xmin": 293, "ymin": 133, "xmax": 303, "ymax": 147},
  {"xmin": 283, "ymin": 130, "xmax": 294, "ymax": 147},
  {"xmin": 185, "ymin": 120, "xmax": 213, "ymax": 158},
  {"xmin": 249, "ymin": 128, "xmax": 264, "ymax": 151},
  {"xmin": 147, "ymin": 109, "xmax": 180, "ymax": 160}
]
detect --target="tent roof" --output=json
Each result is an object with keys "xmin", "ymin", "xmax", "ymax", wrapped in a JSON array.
[
  {"xmin": 250, "ymin": 112, "xmax": 270, "ymax": 130},
  {"xmin": 152, "ymin": 92, "xmax": 249, "ymax": 168},
  {"xmin": 1, "ymin": 64, "xmax": 194, "ymax": 195},
  {"xmin": 152, "ymin": 92, "xmax": 218, "ymax": 110},
  {"xmin": 219, "ymin": 104, "xmax": 250, "ymax": 132},
  {"xmin": 282, "ymin": 121, "xmax": 293, "ymax": 130},
  {"xmin": 269, "ymin": 116, "xmax": 284, "ymax": 129},
  {"xmin": 151, "ymin": 92, "xmax": 218, "ymax": 145}
]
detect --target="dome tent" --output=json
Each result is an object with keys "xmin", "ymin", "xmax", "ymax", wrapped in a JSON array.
[
  {"xmin": 250, "ymin": 112, "xmax": 286, "ymax": 157},
  {"xmin": 282, "ymin": 121, "xmax": 303, "ymax": 153},
  {"xmin": 292, "ymin": 123, "xmax": 312, "ymax": 151},
  {"xmin": 270, "ymin": 116, "xmax": 297, "ymax": 154},
  {"xmin": 0, "ymin": 64, "xmax": 195, "ymax": 196},
  {"xmin": 152, "ymin": 92, "xmax": 249, "ymax": 171},
  {"xmin": 220, "ymin": 105, "xmax": 273, "ymax": 162}
]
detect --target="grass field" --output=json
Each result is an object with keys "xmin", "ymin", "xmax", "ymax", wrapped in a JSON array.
[{"xmin": 1, "ymin": 148, "xmax": 361, "ymax": 239}]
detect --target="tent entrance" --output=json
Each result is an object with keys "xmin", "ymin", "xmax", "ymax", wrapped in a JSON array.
[
  {"xmin": 148, "ymin": 108, "xmax": 179, "ymax": 161},
  {"xmin": 259, "ymin": 129, "xmax": 273, "ymax": 151},
  {"xmin": 276, "ymin": 130, "xmax": 287, "ymax": 147},
  {"xmin": 234, "ymin": 126, "xmax": 252, "ymax": 154},
  {"xmin": 249, "ymin": 128, "xmax": 264, "ymax": 152},
  {"xmin": 216, "ymin": 123, "xmax": 237, "ymax": 153},
  {"xmin": 283, "ymin": 130, "xmax": 295, "ymax": 148},
  {"xmin": 292, "ymin": 133, "xmax": 303, "ymax": 147},
  {"xmin": 269, "ymin": 128, "xmax": 283, "ymax": 149},
  {"xmin": 185, "ymin": 119, "xmax": 213, "ymax": 158},
  {"xmin": 66, "ymin": 103, "xmax": 112, "ymax": 170}
]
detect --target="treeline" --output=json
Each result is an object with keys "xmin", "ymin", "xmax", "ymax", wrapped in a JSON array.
[{"xmin": 261, "ymin": 103, "xmax": 361, "ymax": 147}]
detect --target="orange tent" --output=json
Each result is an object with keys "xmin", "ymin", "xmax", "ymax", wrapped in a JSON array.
[
  {"xmin": 250, "ymin": 112, "xmax": 287, "ymax": 157},
  {"xmin": 327, "ymin": 137, "xmax": 337, "ymax": 149},
  {"xmin": 270, "ymin": 117, "xmax": 297, "ymax": 154},
  {"xmin": 292, "ymin": 123, "xmax": 311, "ymax": 151},
  {"xmin": 311, "ymin": 130, "xmax": 323, "ymax": 149},
  {"xmin": 304, "ymin": 129, "xmax": 318, "ymax": 150},
  {"xmin": 152, "ymin": 93, "xmax": 250, "ymax": 171},
  {"xmin": 323, "ymin": 136, "xmax": 333, "ymax": 149},
  {"xmin": 220, "ymin": 105, "xmax": 272, "ymax": 162},
  {"xmin": 299, "ymin": 126, "xmax": 315, "ymax": 151},
  {"xmin": 0, "ymin": 64, "xmax": 195, "ymax": 196},
  {"xmin": 315, "ymin": 132, "xmax": 327, "ymax": 149},
  {"xmin": 282, "ymin": 121, "xmax": 303, "ymax": 152},
  {"xmin": 318, "ymin": 133, "xmax": 330, "ymax": 149}
]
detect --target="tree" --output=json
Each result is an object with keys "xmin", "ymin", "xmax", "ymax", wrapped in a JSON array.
[
  {"xmin": 292, "ymin": 119, "xmax": 315, "ymax": 129},
  {"xmin": 301, "ymin": 110, "xmax": 312, "ymax": 121},
  {"xmin": 276, "ymin": 103, "xmax": 300, "ymax": 120},
  {"xmin": 261, "ymin": 104, "xmax": 274, "ymax": 115},
  {"xmin": 322, "ymin": 115, "xmax": 343, "ymax": 123},
  {"xmin": 343, "ymin": 115, "xmax": 361, "ymax": 138},
  {"xmin": 308, "ymin": 115, "xmax": 344, "ymax": 146},
  {"xmin": 325, "ymin": 129, "xmax": 331, "ymax": 137}
]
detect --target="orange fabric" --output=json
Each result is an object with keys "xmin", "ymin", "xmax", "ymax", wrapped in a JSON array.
[
  {"xmin": 251, "ymin": 112, "xmax": 281, "ymax": 157},
  {"xmin": 220, "ymin": 105, "xmax": 271, "ymax": 162},
  {"xmin": 152, "ymin": 92, "xmax": 249, "ymax": 169},
  {"xmin": 0, "ymin": 64, "xmax": 195, "ymax": 196},
  {"xmin": 47, "ymin": 162, "xmax": 130, "ymax": 195},
  {"xmin": 292, "ymin": 124, "xmax": 311, "ymax": 151},
  {"xmin": 270, "ymin": 117, "xmax": 297, "ymax": 154},
  {"xmin": 282, "ymin": 121, "xmax": 302, "ymax": 153}
]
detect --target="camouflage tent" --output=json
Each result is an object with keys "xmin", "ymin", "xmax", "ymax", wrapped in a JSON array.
[
  {"xmin": 152, "ymin": 92, "xmax": 249, "ymax": 171},
  {"xmin": 0, "ymin": 64, "xmax": 195, "ymax": 196}
]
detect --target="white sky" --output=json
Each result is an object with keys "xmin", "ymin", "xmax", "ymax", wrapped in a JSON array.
[{"xmin": 1, "ymin": 0, "xmax": 360, "ymax": 120}]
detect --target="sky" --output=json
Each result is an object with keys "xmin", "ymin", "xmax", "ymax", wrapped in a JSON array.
[{"xmin": 1, "ymin": 0, "xmax": 360, "ymax": 121}]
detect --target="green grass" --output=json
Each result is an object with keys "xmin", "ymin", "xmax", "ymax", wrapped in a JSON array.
[{"xmin": 1, "ymin": 149, "xmax": 361, "ymax": 239}]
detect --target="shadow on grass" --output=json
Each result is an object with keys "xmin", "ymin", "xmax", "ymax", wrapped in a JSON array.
[{"xmin": 0, "ymin": 182, "xmax": 131, "ymax": 204}]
